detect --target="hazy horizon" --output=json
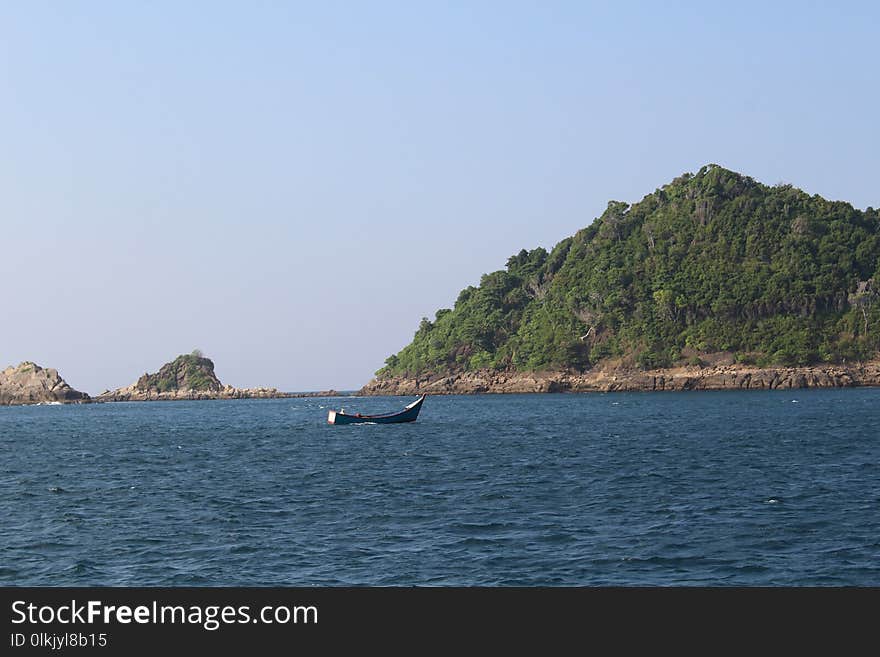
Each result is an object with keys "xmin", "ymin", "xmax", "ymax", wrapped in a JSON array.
[{"xmin": 2, "ymin": 2, "xmax": 877, "ymax": 394}]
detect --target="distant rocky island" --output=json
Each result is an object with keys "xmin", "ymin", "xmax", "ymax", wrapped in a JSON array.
[
  {"xmin": 94, "ymin": 352, "xmax": 284, "ymax": 402},
  {"xmin": 0, "ymin": 362, "xmax": 90, "ymax": 405},
  {"xmin": 361, "ymin": 165, "xmax": 880, "ymax": 395},
  {"xmin": 0, "ymin": 352, "xmax": 338, "ymax": 406}
]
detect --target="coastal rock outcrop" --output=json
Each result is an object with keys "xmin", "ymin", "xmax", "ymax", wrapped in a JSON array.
[
  {"xmin": 0, "ymin": 362, "xmax": 90, "ymax": 405},
  {"xmin": 358, "ymin": 362, "xmax": 880, "ymax": 395},
  {"xmin": 95, "ymin": 352, "xmax": 290, "ymax": 402}
]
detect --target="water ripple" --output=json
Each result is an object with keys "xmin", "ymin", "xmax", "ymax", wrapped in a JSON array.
[{"xmin": 1, "ymin": 390, "xmax": 879, "ymax": 585}]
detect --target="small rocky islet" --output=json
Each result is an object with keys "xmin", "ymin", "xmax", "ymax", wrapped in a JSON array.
[
  {"xmin": 95, "ymin": 352, "xmax": 289, "ymax": 402},
  {"xmin": 0, "ymin": 362, "xmax": 90, "ymax": 405}
]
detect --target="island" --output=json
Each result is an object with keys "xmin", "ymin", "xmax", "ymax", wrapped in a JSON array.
[
  {"xmin": 0, "ymin": 362, "xmax": 90, "ymax": 405},
  {"xmin": 95, "ymin": 352, "xmax": 337, "ymax": 402},
  {"xmin": 360, "ymin": 165, "xmax": 880, "ymax": 395}
]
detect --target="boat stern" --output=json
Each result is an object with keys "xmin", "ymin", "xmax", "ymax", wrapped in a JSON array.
[{"xmin": 327, "ymin": 410, "xmax": 338, "ymax": 424}]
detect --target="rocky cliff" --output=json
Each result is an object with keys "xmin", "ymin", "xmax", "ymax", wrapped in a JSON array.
[
  {"xmin": 0, "ymin": 362, "xmax": 90, "ymax": 405},
  {"xmin": 359, "ymin": 361, "xmax": 880, "ymax": 395},
  {"xmin": 95, "ymin": 353, "xmax": 289, "ymax": 402}
]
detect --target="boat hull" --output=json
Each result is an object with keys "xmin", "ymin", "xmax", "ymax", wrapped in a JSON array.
[{"xmin": 327, "ymin": 395, "xmax": 425, "ymax": 425}]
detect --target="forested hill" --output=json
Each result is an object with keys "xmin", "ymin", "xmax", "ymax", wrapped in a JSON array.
[{"xmin": 379, "ymin": 165, "xmax": 880, "ymax": 378}]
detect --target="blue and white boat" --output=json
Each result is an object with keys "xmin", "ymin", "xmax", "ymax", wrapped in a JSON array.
[{"xmin": 327, "ymin": 395, "xmax": 426, "ymax": 425}]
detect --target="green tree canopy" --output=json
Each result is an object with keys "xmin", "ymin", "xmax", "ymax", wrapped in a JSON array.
[{"xmin": 379, "ymin": 165, "xmax": 880, "ymax": 377}]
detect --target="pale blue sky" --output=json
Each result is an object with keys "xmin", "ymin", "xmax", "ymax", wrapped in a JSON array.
[{"xmin": 1, "ymin": 1, "xmax": 877, "ymax": 392}]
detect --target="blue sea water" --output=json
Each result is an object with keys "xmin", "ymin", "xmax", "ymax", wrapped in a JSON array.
[{"xmin": 1, "ymin": 390, "xmax": 878, "ymax": 586}]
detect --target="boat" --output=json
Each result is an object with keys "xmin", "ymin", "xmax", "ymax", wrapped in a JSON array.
[{"xmin": 327, "ymin": 395, "xmax": 426, "ymax": 425}]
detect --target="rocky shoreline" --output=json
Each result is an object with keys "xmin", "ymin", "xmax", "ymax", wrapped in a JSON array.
[
  {"xmin": 92, "ymin": 387, "xmax": 339, "ymax": 402},
  {"xmin": 93, "ymin": 384, "xmax": 294, "ymax": 402},
  {"xmin": 5, "ymin": 356, "xmax": 879, "ymax": 406},
  {"xmin": 358, "ymin": 362, "xmax": 880, "ymax": 395}
]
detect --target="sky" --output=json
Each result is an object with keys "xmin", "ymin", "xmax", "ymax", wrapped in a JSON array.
[{"xmin": 1, "ymin": 1, "xmax": 877, "ymax": 393}]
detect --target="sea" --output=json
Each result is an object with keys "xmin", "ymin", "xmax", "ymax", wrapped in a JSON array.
[{"xmin": 1, "ymin": 389, "xmax": 878, "ymax": 586}]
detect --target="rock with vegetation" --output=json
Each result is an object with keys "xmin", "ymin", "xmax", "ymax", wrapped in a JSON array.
[
  {"xmin": 134, "ymin": 352, "xmax": 223, "ymax": 394},
  {"xmin": 362, "ymin": 165, "xmax": 880, "ymax": 394},
  {"xmin": 96, "ymin": 351, "xmax": 289, "ymax": 401},
  {"xmin": 0, "ymin": 362, "xmax": 90, "ymax": 405}
]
